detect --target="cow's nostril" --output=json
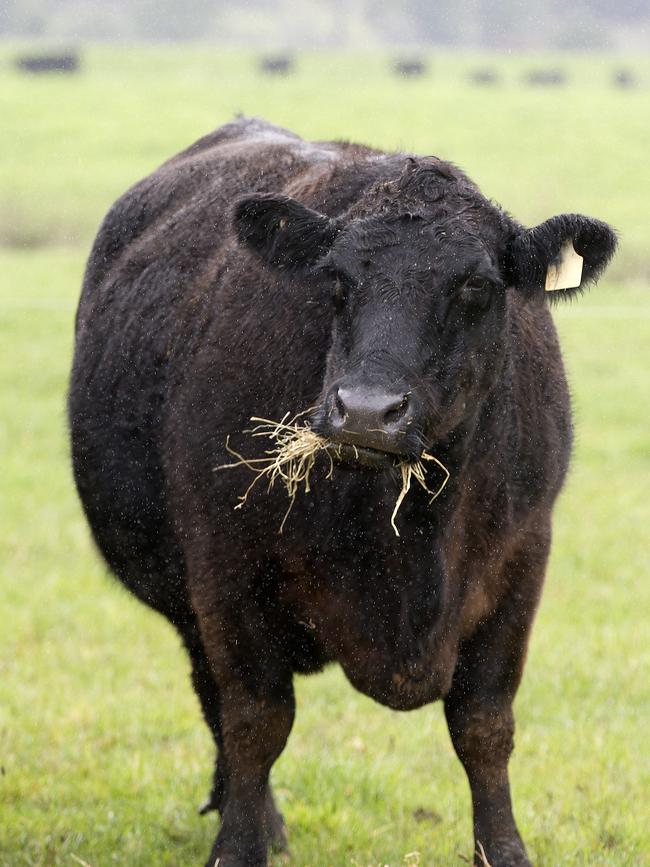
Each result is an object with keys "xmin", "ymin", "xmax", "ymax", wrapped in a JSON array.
[{"xmin": 383, "ymin": 393, "xmax": 410, "ymax": 425}]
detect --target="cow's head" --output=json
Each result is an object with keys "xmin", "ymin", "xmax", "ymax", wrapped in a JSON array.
[{"xmin": 234, "ymin": 158, "xmax": 616, "ymax": 468}]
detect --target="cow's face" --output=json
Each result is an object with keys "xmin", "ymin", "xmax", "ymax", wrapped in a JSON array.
[
  {"xmin": 308, "ymin": 212, "xmax": 510, "ymax": 466},
  {"xmin": 234, "ymin": 159, "xmax": 615, "ymax": 467}
]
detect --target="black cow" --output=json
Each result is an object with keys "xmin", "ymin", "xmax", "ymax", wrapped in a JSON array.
[
  {"xmin": 69, "ymin": 117, "xmax": 616, "ymax": 867},
  {"xmin": 613, "ymin": 68, "xmax": 637, "ymax": 89},
  {"xmin": 394, "ymin": 58, "xmax": 428, "ymax": 77},
  {"xmin": 16, "ymin": 52, "xmax": 79, "ymax": 74},
  {"xmin": 258, "ymin": 55, "xmax": 293, "ymax": 76}
]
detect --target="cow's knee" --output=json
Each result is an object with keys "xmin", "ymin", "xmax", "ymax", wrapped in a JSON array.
[{"xmin": 448, "ymin": 703, "xmax": 515, "ymax": 781}]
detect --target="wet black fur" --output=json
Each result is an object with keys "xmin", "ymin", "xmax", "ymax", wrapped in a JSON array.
[{"xmin": 69, "ymin": 118, "xmax": 616, "ymax": 867}]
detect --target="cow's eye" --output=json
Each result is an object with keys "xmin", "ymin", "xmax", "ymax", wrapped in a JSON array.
[
  {"xmin": 461, "ymin": 277, "xmax": 492, "ymax": 312},
  {"xmin": 333, "ymin": 277, "xmax": 347, "ymax": 312}
]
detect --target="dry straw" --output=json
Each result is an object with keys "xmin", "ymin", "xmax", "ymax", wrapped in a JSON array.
[
  {"xmin": 214, "ymin": 413, "xmax": 449, "ymax": 536},
  {"xmin": 459, "ymin": 842, "xmax": 492, "ymax": 866}
]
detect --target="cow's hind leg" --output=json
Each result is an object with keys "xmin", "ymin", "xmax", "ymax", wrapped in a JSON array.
[
  {"xmin": 444, "ymin": 535, "xmax": 548, "ymax": 867},
  {"xmin": 181, "ymin": 625, "xmax": 227, "ymax": 813}
]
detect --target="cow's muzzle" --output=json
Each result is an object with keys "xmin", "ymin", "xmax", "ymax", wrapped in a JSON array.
[{"xmin": 319, "ymin": 384, "xmax": 420, "ymax": 464}]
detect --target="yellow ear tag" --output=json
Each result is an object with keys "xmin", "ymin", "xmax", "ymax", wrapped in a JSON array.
[{"xmin": 545, "ymin": 240, "xmax": 583, "ymax": 292}]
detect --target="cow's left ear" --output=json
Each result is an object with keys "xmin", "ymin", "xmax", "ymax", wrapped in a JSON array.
[
  {"xmin": 506, "ymin": 213, "xmax": 617, "ymax": 300},
  {"xmin": 233, "ymin": 193, "xmax": 340, "ymax": 273}
]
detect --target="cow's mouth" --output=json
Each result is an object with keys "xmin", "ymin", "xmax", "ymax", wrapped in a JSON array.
[{"xmin": 327, "ymin": 442, "xmax": 404, "ymax": 470}]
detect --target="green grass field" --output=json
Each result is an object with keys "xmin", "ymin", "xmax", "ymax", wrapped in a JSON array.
[{"xmin": 0, "ymin": 47, "xmax": 649, "ymax": 866}]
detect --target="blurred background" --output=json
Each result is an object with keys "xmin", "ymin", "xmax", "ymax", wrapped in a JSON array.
[
  {"xmin": 1, "ymin": 2, "xmax": 649, "ymax": 865},
  {"xmin": 1, "ymin": 0, "xmax": 650, "ymax": 49}
]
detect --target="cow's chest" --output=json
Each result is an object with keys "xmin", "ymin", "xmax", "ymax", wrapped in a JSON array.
[{"xmin": 277, "ymin": 540, "xmax": 461, "ymax": 711}]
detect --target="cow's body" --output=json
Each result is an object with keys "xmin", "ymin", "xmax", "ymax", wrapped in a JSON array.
[{"xmin": 69, "ymin": 118, "xmax": 615, "ymax": 867}]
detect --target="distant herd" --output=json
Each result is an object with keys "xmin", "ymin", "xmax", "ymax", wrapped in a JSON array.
[{"xmin": 10, "ymin": 50, "xmax": 642, "ymax": 89}]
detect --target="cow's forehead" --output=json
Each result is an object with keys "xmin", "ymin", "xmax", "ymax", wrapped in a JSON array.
[{"xmin": 328, "ymin": 212, "xmax": 503, "ymax": 278}]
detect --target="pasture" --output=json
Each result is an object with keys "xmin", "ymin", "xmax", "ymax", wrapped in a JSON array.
[{"xmin": 1, "ymin": 47, "xmax": 649, "ymax": 866}]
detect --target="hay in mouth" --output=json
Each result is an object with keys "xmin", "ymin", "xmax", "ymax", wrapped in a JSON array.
[{"xmin": 214, "ymin": 414, "xmax": 449, "ymax": 536}]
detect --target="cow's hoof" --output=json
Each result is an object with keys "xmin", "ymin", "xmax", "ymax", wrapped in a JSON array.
[
  {"xmin": 204, "ymin": 834, "xmax": 268, "ymax": 867},
  {"xmin": 475, "ymin": 838, "xmax": 531, "ymax": 867},
  {"xmin": 199, "ymin": 796, "xmax": 286, "ymax": 853},
  {"xmin": 204, "ymin": 850, "xmax": 266, "ymax": 867},
  {"xmin": 478, "ymin": 859, "xmax": 531, "ymax": 867}
]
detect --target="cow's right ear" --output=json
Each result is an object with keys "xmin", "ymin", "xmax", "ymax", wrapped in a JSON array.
[{"xmin": 233, "ymin": 193, "xmax": 340, "ymax": 272}]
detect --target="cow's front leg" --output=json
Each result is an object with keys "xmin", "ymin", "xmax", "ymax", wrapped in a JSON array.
[
  {"xmin": 445, "ymin": 695, "xmax": 529, "ymax": 867},
  {"xmin": 191, "ymin": 600, "xmax": 295, "ymax": 867},
  {"xmin": 204, "ymin": 678, "xmax": 294, "ymax": 867},
  {"xmin": 185, "ymin": 630, "xmax": 288, "ymax": 853},
  {"xmin": 445, "ymin": 538, "xmax": 548, "ymax": 867}
]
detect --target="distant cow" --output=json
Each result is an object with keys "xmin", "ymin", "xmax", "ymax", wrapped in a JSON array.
[
  {"xmin": 69, "ymin": 117, "xmax": 616, "ymax": 866},
  {"xmin": 258, "ymin": 55, "xmax": 293, "ymax": 75},
  {"xmin": 393, "ymin": 58, "xmax": 427, "ymax": 77},
  {"xmin": 15, "ymin": 52, "xmax": 79, "ymax": 74},
  {"xmin": 613, "ymin": 68, "xmax": 637, "ymax": 89}
]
